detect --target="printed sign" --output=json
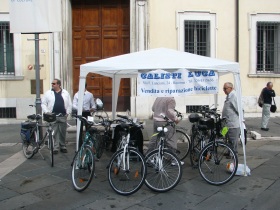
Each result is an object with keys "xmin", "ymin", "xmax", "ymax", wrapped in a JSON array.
[
  {"xmin": 137, "ymin": 69, "xmax": 218, "ymax": 96},
  {"xmin": 9, "ymin": 0, "xmax": 62, "ymax": 33}
]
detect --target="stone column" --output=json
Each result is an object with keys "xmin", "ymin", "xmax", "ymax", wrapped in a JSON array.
[{"xmin": 130, "ymin": 0, "xmax": 148, "ymax": 116}]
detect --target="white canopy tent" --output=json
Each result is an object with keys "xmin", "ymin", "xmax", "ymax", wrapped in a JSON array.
[{"xmin": 77, "ymin": 48, "xmax": 247, "ymax": 175}]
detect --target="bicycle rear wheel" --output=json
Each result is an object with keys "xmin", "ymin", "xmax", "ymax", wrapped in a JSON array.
[
  {"xmin": 108, "ymin": 148, "xmax": 146, "ymax": 195},
  {"xmin": 48, "ymin": 133, "xmax": 54, "ymax": 167},
  {"xmin": 175, "ymin": 129, "xmax": 190, "ymax": 160},
  {"xmin": 71, "ymin": 145, "xmax": 95, "ymax": 192},
  {"xmin": 198, "ymin": 141, "xmax": 238, "ymax": 185},
  {"xmin": 22, "ymin": 130, "xmax": 36, "ymax": 159},
  {"xmin": 145, "ymin": 148, "xmax": 182, "ymax": 192}
]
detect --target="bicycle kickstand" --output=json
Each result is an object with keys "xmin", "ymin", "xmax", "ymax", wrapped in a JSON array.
[{"xmin": 38, "ymin": 147, "xmax": 45, "ymax": 160}]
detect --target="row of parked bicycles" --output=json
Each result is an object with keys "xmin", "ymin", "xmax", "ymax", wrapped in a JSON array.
[{"xmin": 20, "ymin": 104, "xmax": 241, "ymax": 196}]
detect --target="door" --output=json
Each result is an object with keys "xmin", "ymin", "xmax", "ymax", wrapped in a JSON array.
[{"xmin": 72, "ymin": 0, "xmax": 130, "ymax": 111}]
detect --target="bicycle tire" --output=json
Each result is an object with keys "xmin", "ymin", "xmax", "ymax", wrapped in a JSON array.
[
  {"xmin": 49, "ymin": 133, "xmax": 54, "ymax": 167},
  {"xmin": 71, "ymin": 145, "xmax": 95, "ymax": 192},
  {"xmin": 95, "ymin": 133, "xmax": 104, "ymax": 159},
  {"xmin": 198, "ymin": 141, "xmax": 238, "ymax": 185},
  {"xmin": 145, "ymin": 148, "xmax": 182, "ymax": 192},
  {"xmin": 108, "ymin": 147, "xmax": 146, "ymax": 195},
  {"xmin": 22, "ymin": 130, "xmax": 36, "ymax": 159},
  {"xmin": 174, "ymin": 129, "xmax": 190, "ymax": 160},
  {"xmin": 93, "ymin": 110, "xmax": 109, "ymax": 124},
  {"xmin": 189, "ymin": 130, "xmax": 201, "ymax": 168}
]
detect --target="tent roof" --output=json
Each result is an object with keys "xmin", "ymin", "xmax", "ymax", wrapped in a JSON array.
[{"xmin": 80, "ymin": 48, "xmax": 240, "ymax": 77}]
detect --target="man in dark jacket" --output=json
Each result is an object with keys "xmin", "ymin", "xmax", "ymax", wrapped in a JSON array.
[{"xmin": 261, "ymin": 82, "xmax": 276, "ymax": 131}]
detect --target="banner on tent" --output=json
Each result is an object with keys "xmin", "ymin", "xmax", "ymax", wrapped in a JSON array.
[
  {"xmin": 9, "ymin": 0, "xmax": 62, "ymax": 33},
  {"xmin": 137, "ymin": 69, "xmax": 218, "ymax": 96}
]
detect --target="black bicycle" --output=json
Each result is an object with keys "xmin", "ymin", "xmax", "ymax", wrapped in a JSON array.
[
  {"xmin": 197, "ymin": 108, "xmax": 238, "ymax": 185},
  {"xmin": 21, "ymin": 109, "xmax": 56, "ymax": 167},
  {"xmin": 173, "ymin": 109, "xmax": 191, "ymax": 161}
]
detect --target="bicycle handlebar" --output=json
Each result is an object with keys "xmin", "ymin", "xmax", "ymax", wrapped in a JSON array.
[
  {"xmin": 72, "ymin": 114, "xmax": 94, "ymax": 127},
  {"xmin": 116, "ymin": 114, "xmax": 143, "ymax": 128}
]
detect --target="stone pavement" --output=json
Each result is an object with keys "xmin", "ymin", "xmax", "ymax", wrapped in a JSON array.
[{"xmin": 0, "ymin": 117, "xmax": 280, "ymax": 209}]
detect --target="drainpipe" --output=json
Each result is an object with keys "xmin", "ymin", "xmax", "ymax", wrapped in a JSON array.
[{"xmin": 236, "ymin": 0, "xmax": 239, "ymax": 62}]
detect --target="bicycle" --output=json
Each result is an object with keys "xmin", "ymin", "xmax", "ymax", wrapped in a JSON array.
[
  {"xmin": 145, "ymin": 113, "xmax": 183, "ymax": 192},
  {"xmin": 71, "ymin": 114, "xmax": 100, "ymax": 192},
  {"xmin": 21, "ymin": 108, "xmax": 56, "ymax": 167},
  {"xmin": 107, "ymin": 114, "xmax": 146, "ymax": 195},
  {"xmin": 173, "ymin": 109, "xmax": 191, "ymax": 161},
  {"xmin": 93, "ymin": 114, "xmax": 115, "ymax": 159},
  {"xmin": 188, "ymin": 110, "xmax": 211, "ymax": 168},
  {"xmin": 197, "ymin": 109, "xmax": 238, "ymax": 185}
]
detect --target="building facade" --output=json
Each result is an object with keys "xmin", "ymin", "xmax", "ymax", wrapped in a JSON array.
[{"xmin": 0, "ymin": 0, "xmax": 279, "ymax": 120}]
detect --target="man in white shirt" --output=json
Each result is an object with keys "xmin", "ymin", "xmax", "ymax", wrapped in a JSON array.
[
  {"xmin": 72, "ymin": 83, "xmax": 96, "ymax": 148},
  {"xmin": 42, "ymin": 79, "xmax": 72, "ymax": 154}
]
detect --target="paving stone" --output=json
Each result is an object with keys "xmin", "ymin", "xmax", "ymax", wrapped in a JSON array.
[
  {"xmin": 220, "ymin": 177, "xmax": 274, "ymax": 199},
  {"xmin": 0, "ymin": 185, "xmax": 20, "ymax": 201},
  {"xmin": 2, "ymin": 174, "xmax": 66, "ymax": 194},
  {"xmin": 0, "ymin": 192, "xmax": 42, "ymax": 210},
  {"xmin": 194, "ymin": 191, "xmax": 248, "ymax": 210},
  {"xmin": 244, "ymin": 188, "xmax": 279, "ymax": 210}
]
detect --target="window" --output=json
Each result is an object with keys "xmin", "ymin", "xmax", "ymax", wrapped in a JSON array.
[
  {"xmin": 184, "ymin": 21, "xmax": 210, "ymax": 56},
  {"xmin": 257, "ymin": 22, "xmax": 280, "ymax": 73},
  {"xmin": 177, "ymin": 11, "xmax": 216, "ymax": 57},
  {"xmin": 249, "ymin": 14, "xmax": 280, "ymax": 75},
  {"xmin": 0, "ymin": 22, "xmax": 15, "ymax": 75}
]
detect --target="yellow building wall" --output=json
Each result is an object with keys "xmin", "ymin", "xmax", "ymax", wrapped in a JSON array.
[{"xmin": 148, "ymin": 0, "xmax": 280, "ymax": 113}]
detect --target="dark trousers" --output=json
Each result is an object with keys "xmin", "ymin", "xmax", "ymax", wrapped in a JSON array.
[{"xmin": 78, "ymin": 111, "xmax": 91, "ymax": 148}]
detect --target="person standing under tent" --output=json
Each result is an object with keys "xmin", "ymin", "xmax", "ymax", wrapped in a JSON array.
[
  {"xmin": 72, "ymin": 83, "xmax": 96, "ymax": 148},
  {"xmin": 222, "ymin": 82, "xmax": 240, "ymax": 157}
]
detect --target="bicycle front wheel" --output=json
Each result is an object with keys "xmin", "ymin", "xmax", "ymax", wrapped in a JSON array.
[
  {"xmin": 198, "ymin": 141, "xmax": 238, "ymax": 185},
  {"xmin": 145, "ymin": 148, "xmax": 182, "ymax": 192},
  {"xmin": 49, "ymin": 133, "xmax": 54, "ymax": 167},
  {"xmin": 71, "ymin": 145, "xmax": 95, "ymax": 192},
  {"xmin": 175, "ymin": 129, "xmax": 190, "ymax": 160},
  {"xmin": 108, "ymin": 148, "xmax": 146, "ymax": 195}
]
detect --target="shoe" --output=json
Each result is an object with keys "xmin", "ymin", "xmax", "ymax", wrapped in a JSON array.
[
  {"xmin": 171, "ymin": 161, "xmax": 184, "ymax": 166},
  {"xmin": 223, "ymin": 152, "xmax": 230, "ymax": 156},
  {"xmin": 53, "ymin": 150, "xmax": 58, "ymax": 154},
  {"xmin": 261, "ymin": 128, "xmax": 269, "ymax": 131},
  {"xmin": 60, "ymin": 148, "xmax": 68, "ymax": 153}
]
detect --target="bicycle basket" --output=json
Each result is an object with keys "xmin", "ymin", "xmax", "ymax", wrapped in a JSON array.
[
  {"xmin": 199, "ymin": 118, "xmax": 215, "ymax": 129},
  {"xmin": 188, "ymin": 113, "xmax": 200, "ymax": 123},
  {"xmin": 43, "ymin": 113, "xmax": 56, "ymax": 122},
  {"xmin": 20, "ymin": 122, "xmax": 36, "ymax": 142}
]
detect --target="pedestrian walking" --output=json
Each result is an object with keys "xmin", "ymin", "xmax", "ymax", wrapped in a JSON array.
[{"xmin": 261, "ymin": 82, "xmax": 276, "ymax": 131}]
